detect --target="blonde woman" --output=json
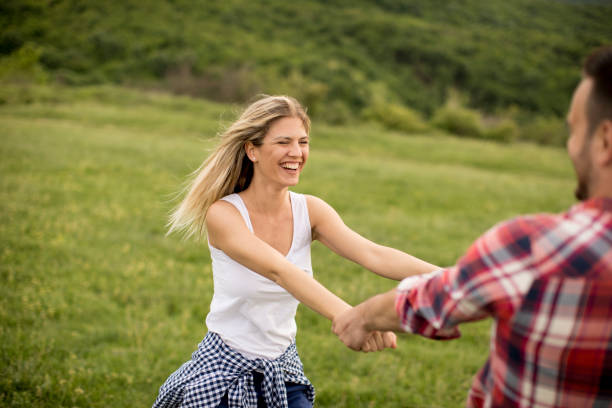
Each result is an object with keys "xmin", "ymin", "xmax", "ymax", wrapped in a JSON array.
[{"xmin": 153, "ymin": 95, "xmax": 437, "ymax": 408}]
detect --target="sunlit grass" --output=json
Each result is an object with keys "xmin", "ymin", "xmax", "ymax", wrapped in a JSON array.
[{"xmin": 0, "ymin": 85, "xmax": 574, "ymax": 407}]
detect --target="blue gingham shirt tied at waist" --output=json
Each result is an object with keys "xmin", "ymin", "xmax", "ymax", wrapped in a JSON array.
[{"xmin": 153, "ymin": 332, "xmax": 315, "ymax": 408}]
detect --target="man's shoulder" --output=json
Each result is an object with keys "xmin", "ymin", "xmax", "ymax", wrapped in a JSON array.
[
  {"xmin": 455, "ymin": 210, "xmax": 569, "ymax": 273},
  {"xmin": 486, "ymin": 212, "xmax": 561, "ymax": 240}
]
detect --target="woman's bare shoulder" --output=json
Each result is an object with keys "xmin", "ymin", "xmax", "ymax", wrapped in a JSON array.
[
  {"xmin": 304, "ymin": 194, "xmax": 328, "ymax": 210},
  {"xmin": 206, "ymin": 199, "xmax": 241, "ymax": 226}
]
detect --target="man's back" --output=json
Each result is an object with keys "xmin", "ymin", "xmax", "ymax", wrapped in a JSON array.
[
  {"xmin": 395, "ymin": 198, "xmax": 612, "ymax": 407},
  {"xmin": 486, "ymin": 197, "xmax": 612, "ymax": 407}
]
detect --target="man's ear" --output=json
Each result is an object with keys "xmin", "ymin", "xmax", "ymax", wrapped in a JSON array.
[{"xmin": 597, "ymin": 119, "xmax": 612, "ymax": 165}]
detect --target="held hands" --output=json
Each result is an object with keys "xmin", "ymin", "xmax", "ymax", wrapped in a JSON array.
[
  {"xmin": 332, "ymin": 305, "xmax": 397, "ymax": 352},
  {"xmin": 361, "ymin": 330, "xmax": 397, "ymax": 352}
]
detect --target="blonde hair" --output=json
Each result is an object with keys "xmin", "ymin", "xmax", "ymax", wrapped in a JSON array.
[{"xmin": 168, "ymin": 95, "xmax": 310, "ymax": 240}]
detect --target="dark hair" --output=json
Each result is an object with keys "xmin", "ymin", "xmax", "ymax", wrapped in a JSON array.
[{"xmin": 583, "ymin": 45, "xmax": 612, "ymax": 135}]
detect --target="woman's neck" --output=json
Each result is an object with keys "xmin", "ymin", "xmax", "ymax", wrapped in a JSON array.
[{"xmin": 240, "ymin": 180, "xmax": 290, "ymax": 216}]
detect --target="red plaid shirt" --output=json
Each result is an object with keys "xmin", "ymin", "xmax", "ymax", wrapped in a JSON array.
[{"xmin": 396, "ymin": 198, "xmax": 612, "ymax": 408}]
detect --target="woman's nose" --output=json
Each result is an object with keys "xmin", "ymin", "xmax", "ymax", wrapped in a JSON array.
[{"xmin": 288, "ymin": 141, "xmax": 302, "ymax": 156}]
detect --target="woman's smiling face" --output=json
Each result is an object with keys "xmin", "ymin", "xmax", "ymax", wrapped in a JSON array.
[{"xmin": 248, "ymin": 116, "xmax": 310, "ymax": 188}]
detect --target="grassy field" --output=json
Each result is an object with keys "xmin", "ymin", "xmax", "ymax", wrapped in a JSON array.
[{"xmin": 0, "ymin": 85, "xmax": 575, "ymax": 407}]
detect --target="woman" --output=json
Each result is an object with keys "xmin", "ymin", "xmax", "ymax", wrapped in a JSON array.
[{"xmin": 153, "ymin": 95, "xmax": 437, "ymax": 408}]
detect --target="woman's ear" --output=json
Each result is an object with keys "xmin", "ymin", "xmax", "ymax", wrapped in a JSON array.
[{"xmin": 245, "ymin": 141, "xmax": 257, "ymax": 162}]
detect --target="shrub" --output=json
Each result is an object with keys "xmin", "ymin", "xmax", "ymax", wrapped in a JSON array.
[
  {"xmin": 0, "ymin": 83, "xmax": 61, "ymax": 105},
  {"xmin": 317, "ymin": 100, "xmax": 353, "ymax": 125},
  {"xmin": 431, "ymin": 104, "xmax": 483, "ymax": 138},
  {"xmin": 520, "ymin": 116, "xmax": 566, "ymax": 147},
  {"xmin": 362, "ymin": 102, "xmax": 429, "ymax": 133},
  {"xmin": 0, "ymin": 43, "xmax": 48, "ymax": 84},
  {"xmin": 164, "ymin": 64, "xmax": 262, "ymax": 102},
  {"xmin": 482, "ymin": 118, "xmax": 519, "ymax": 143},
  {"xmin": 270, "ymin": 69, "xmax": 330, "ymax": 119}
]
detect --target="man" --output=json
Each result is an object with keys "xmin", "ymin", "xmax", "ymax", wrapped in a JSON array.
[{"xmin": 332, "ymin": 45, "xmax": 612, "ymax": 408}]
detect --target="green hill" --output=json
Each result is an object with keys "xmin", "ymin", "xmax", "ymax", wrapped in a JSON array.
[{"xmin": 2, "ymin": 0, "xmax": 610, "ymax": 124}]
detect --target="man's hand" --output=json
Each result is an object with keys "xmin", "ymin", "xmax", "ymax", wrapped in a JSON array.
[
  {"xmin": 332, "ymin": 305, "xmax": 370, "ymax": 350},
  {"xmin": 332, "ymin": 304, "xmax": 397, "ymax": 352},
  {"xmin": 361, "ymin": 330, "xmax": 397, "ymax": 352},
  {"xmin": 332, "ymin": 289, "xmax": 403, "ymax": 351}
]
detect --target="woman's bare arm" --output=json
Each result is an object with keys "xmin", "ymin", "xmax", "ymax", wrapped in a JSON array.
[
  {"xmin": 206, "ymin": 200, "xmax": 352, "ymax": 321},
  {"xmin": 306, "ymin": 195, "xmax": 439, "ymax": 280}
]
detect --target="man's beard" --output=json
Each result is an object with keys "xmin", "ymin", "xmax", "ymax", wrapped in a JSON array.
[
  {"xmin": 575, "ymin": 178, "xmax": 589, "ymax": 201},
  {"xmin": 574, "ymin": 141, "xmax": 593, "ymax": 201}
]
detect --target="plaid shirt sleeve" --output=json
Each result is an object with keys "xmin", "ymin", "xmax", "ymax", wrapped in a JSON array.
[{"xmin": 395, "ymin": 217, "xmax": 536, "ymax": 339}]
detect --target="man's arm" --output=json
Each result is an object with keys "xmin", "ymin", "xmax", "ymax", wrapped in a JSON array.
[
  {"xmin": 334, "ymin": 269, "xmax": 462, "ymax": 350},
  {"xmin": 334, "ymin": 217, "xmax": 537, "ymax": 350},
  {"xmin": 332, "ymin": 289, "xmax": 401, "ymax": 351}
]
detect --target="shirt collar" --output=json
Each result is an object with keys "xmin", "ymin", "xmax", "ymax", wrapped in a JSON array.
[{"xmin": 572, "ymin": 197, "xmax": 612, "ymax": 213}]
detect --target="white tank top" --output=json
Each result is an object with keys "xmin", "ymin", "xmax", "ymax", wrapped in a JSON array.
[{"xmin": 205, "ymin": 191, "xmax": 313, "ymax": 360}]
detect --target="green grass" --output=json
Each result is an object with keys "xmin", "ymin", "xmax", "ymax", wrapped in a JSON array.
[{"xmin": 0, "ymin": 84, "xmax": 575, "ymax": 407}]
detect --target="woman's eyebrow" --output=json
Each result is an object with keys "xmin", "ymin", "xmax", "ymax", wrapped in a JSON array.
[{"xmin": 271, "ymin": 134, "xmax": 308, "ymax": 140}]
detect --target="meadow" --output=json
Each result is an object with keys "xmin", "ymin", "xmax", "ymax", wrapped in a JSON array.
[{"xmin": 0, "ymin": 84, "xmax": 575, "ymax": 407}]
